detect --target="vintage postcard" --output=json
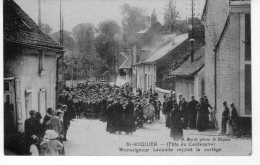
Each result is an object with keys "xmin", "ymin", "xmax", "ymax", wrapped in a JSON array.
[{"xmin": 3, "ymin": 0, "xmax": 252, "ymax": 156}]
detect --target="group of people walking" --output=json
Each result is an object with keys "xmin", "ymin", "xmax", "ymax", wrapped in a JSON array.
[
  {"xmin": 221, "ymin": 102, "xmax": 240, "ymax": 136},
  {"xmin": 24, "ymin": 104, "xmax": 70, "ymax": 156},
  {"xmin": 24, "ymin": 80, "xmax": 243, "ymax": 155},
  {"xmin": 163, "ymin": 95, "xmax": 212, "ymax": 136},
  {"xmin": 58, "ymin": 83, "xmax": 164, "ymax": 135},
  {"xmin": 162, "ymin": 93, "xmax": 241, "ymax": 140}
]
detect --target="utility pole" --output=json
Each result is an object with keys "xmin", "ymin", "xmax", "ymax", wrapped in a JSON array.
[
  {"xmin": 169, "ymin": 0, "xmax": 173, "ymax": 33},
  {"xmin": 169, "ymin": 0, "xmax": 176, "ymax": 33},
  {"xmin": 56, "ymin": 0, "xmax": 64, "ymax": 107},
  {"xmin": 190, "ymin": 0, "xmax": 195, "ymax": 62},
  {"xmin": 38, "ymin": 0, "xmax": 41, "ymax": 28},
  {"xmin": 60, "ymin": 0, "xmax": 64, "ymax": 46}
]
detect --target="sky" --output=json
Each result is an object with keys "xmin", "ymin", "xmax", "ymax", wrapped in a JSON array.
[{"xmin": 14, "ymin": 0, "xmax": 205, "ymax": 32}]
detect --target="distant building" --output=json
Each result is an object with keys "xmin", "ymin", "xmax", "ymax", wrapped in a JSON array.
[
  {"xmin": 168, "ymin": 47, "xmax": 205, "ymax": 100},
  {"xmin": 202, "ymin": 0, "xmax": 251, "ymax": 133},
  {"xmin": 116, "ymin": 52, "xmax": 133, "ymax": 87},
  {"xmin": 134, "ymin": 33, "xmax": 189, "ymax": 92},
  {"xmin": 4, "ymin": 0, "xmax": 63, "ymax": 139}
]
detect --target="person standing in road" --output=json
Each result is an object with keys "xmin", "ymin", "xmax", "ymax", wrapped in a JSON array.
[
  {"xmin": 62, "ymin": 105, "xmax": 70, "ymax": 141},
  {"xmin": 187, "ymin": 96, "xmax": 198, "ymax": 129},
  {"xmin": 124, "ymin": 98, "xmax": 136, "ymax": 134},
  {"xmin": 170, "ymin": 101, "xmax": 183, "ymax": 140},
  {"xmin": 164, "ymin": 96, "xmax": 174, "ymax": 128},
  {"xmin": 45, "ymin": 108, "xmax": 61, "ymax": 135},
  {"xmin": 113, "ymin": 97, "xmax": 124, "ymax": 134},
  {"xmin": 196, "ymin": 98, "xmax": 209, "ymax": 131},
  {"xmin": 178, "ymin": 95, "xmax": 183, "ymax": 108},
  {"xmin": 221, "ymin": 102, "xmax": 230, "ymax": 134},
  {"xmin": 180, "ymin": 98, "xmax": 188, "ymax": 129},
  {"xmin": 230, "ymin": 103, "xmax": 240, "ymax": 136},
  {"xmin": 24, "ymin": 110, "xmax": 42, "ymax": 155},
  {"xmin": 106, "ymin": 100, "xmax": 115, "ymax": 133},
  {"xmin": 57, "ymin": 111, "xmax": 65, "ymax": 155}
]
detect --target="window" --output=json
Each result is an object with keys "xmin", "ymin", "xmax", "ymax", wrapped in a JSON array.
[
  {"xmin": 38, "ymin": 51, "xmax": 45, "ymax": 76},
  {"xmin": 245, "ymin": 14, "xmax": 251, "ymax": 61},
  {"xmin": 25, "ymin": 89, "xmax": 33, "ymax": 119},
  {"xmin": 119, "ymin": 69, "xmax": 126, "ymax": 77},
  {"xmin": 15, "ymin": 79, "xmax": 22, "ymax": 120},
  {"xmin": 244, "ymin": 65, "xmax": 251, "ymax": 115},
  {"xmin": 4, "ymin": 81, "xmax": 10, "ymax": 92},
  {"xmin": 240, "ymin": 13, "xmax": 251, "ymax": 116},
  {"xmin": 4, "ymin": 78, "xmax": 17, "ymax": 127},
  {"xmin": 201, "ymin": 79, "xmax": 205, "ymax": 96},
  {"xmin": 39, "ymin": 89, "xmax": 47, "ymax": 119}
]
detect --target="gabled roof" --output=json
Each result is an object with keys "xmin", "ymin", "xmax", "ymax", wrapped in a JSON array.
[
  {"xmin": 119, "ymin": 54, "xmax": 132, "ymax": 69},
  {"xmin": 143, "ymin": 33, "xmax": 189, "ymax": 64},
  {"xmin": 4, "ymin": 0, "xmax": 62, "ymax": 51},
  {"xmin": 168, "ymin": 46, "xmax": 205, "ymax": 78}
]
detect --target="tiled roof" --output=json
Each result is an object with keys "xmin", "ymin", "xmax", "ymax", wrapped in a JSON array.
[
  {"xmin": 143, "ymin": 34, "xmax": 189, "ymax": 63},
  {"xmin": 4, "ymin": 0, "xmax": 62, "ymax": 50},
  {"xmin": 169, "ymin": 46, "xmax": 205, "ymax": 77},
  {"xmin": 134, "ymin": 33, "xmax": 180, "ymax": 65}
]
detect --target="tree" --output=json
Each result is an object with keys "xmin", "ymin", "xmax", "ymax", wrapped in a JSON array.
[
  {"xmin": 95, "ymin": 20, "xmax": 121, "ymax": 75},
  {"xmin": 98, "ymin": 20, "xmax": 120, "ymax": 37},
  {"xmin": 50, "ymin": 30, "xmax": 75, "ymax": 50},
  {"xmin": 72, "ymin": 23, "xmax": 96, "ymax": 55},
  {"xmin": 72, "ymin": 23, "xmax": 102, "ymax": 78},
  {"xmin": 163, "ymin": 0, "xmax": 179, "ymax": 32},
  {"xmin": 120, "ymin": 4, "xmax": 150, "ymax": 43},
  {"xmin": 175, "ymin": 20, "xmax": 189, "ymax": 34},
  {"xmin": 40, "ymin": 23, "xmax": 53, "ymax": 35}
]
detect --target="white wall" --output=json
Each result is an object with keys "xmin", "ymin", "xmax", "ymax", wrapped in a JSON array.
[
  {"xmin": 175, "ymin": 79, "xmax": 194, "ymax": 102},
  {"xmin": 136, "ymin": 64, "xmax": 156, "ymax": 92},
  {"xmin": 5, "ymin": 48, "xmax": 58, "ymax": 132},
  {"xmin": 204, "ymin": 1, "xmax": 251, "ymax": 128}
]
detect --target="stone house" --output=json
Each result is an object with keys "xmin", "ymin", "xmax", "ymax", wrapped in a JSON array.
[
  {"xmin": 4, "ymin": 0, "xmax": 63, "ymax": 136},
  {"xmin": 134, "ymin": 33, "xmax": 189, "ymax": 92},
  {"xmin": 116, "ymin": 52, "xmax": 133, "ymax": 86},
  {"xmin": 168, "ymin": 47, "xmax": 205, "ymax": 101},
  {"xmin": 202, "ymin": 0, "xmax": 251, "ymax": 132}
]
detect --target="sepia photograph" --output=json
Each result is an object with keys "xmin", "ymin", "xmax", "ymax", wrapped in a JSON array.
[{"xmin": 2, "ymin": 0, "xmax": 253, "ymax": 156}]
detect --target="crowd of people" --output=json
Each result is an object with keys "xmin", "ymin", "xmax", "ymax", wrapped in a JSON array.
[
  {"xmin": 23, "ymin": 82, "xmax": 241, "ymax": 155},
  {"xmin": 24, "ymin": 104, "xmax": 70, "ymax": 156},
  {"xmin": 58, "ymin": 83, "xmax": 161, "ymax": 135},
  {"xmin": 162, "ymin": 94, "xmax": 241, "ymax": 140}
]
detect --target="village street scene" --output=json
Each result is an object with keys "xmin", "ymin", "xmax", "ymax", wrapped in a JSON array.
[{"xmin": 3, "ymin": 0, "xmax": 251, "ymax": 156}]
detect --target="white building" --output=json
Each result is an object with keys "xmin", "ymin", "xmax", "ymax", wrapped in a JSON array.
[
  {"xmin": 4, "ymin": 0, "xmax": 63, "ymax": 133},
  {"xmin": 202, "ymin": 0, "xmax": 251, "ymax": 132},
  {"xmin": 168, "ymin": 47, "xmax": 205, "ymax": 101},
  {"xmin": 135, "ymin": 34, "xmax": 189, "ymax": 92}
]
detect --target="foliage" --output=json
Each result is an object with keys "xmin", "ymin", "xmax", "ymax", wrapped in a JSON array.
[
  {"xmin": 98, "ymin": 20, "xmax": 120, "ymax": 37},
  {"xmin": 174, "ymin": 20, "xmax": 189, "ymax": 34},
  {"xmin": 40, "ymin": 23, "xmax": 53, "ymax": 35},
  {"xmin": 50, "ymin": 30, "xmax": 75, "ymax": 50},
  {"xmin": 120, "ymin": 3, "xmax": 150, "ymax": 43},
  {"xmin": 188, "ymin": 18, "xmax": 205, "ymax": 43},
  {"xmin": 72, "ymin": 23, "xmax": 96, "ymax": 54},
  {"xmin": 95, "ymin": 20, "xmax": 121, "ymax": 75},
  {"xmin": 163, "ymin": 0, "xmax": 179, "ymax": 32}
]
